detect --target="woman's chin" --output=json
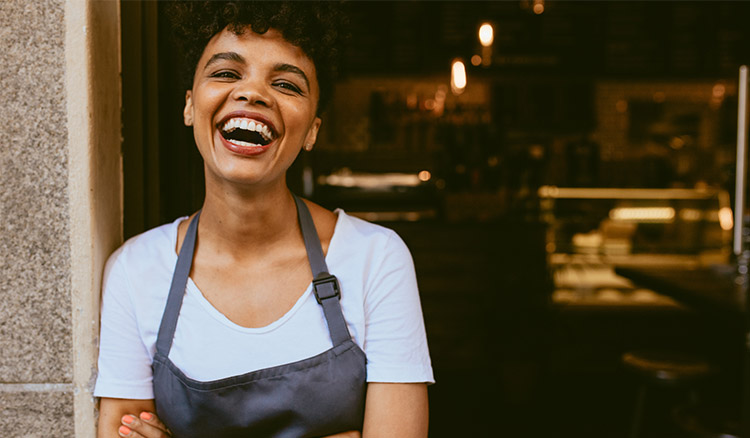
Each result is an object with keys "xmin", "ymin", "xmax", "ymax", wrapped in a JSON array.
[{"xmin": 205, "ymin": 163, "xmax": 281, "ymax": 190}]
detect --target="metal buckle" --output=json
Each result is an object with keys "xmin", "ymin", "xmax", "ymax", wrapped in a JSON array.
[{"xmin": 313, "ymin": 274, "xmax": 340, "ymax": 304}]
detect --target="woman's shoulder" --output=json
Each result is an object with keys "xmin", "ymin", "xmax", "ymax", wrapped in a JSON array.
[
  {"xmin": 301, "ymin": 198, "xmax": 404, "ymax": 258},
  {"xmin": 101, "ymin": 218, "xmax": 186, "ymax": 304},
  {"xmin": 108, "ymin": 217, "xmax": 186, "ymax": 270},
  {"xmin": 331, "ymin": 210, "xmax": 411, "ymax": 262},
  {"xmin": 334, "ymin": 210, "xmax": 401, "ymax": 241},
  {"xmin": 303, "ymin": 199, "xmax": 337, "ymax": 251}
]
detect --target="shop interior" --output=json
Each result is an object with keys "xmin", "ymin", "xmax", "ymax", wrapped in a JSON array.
[{"xmin": 121, "ymin": 2, "xmax": 750, "ymax": 436}]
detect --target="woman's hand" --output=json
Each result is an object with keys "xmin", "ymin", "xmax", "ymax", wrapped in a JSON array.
[
  {"xmin": 117, "ymin": 411, "xmax": 171, "ymax": 438},
  {"xmin": 98, "ymin": 398, "xmax": 157, "ymax": 438},
  {"xmin": 118, "ymin": 415, "xmax": 356, "ymax": 438},
  {"xmin": 117, "ymin": 413, "xmax": 355, "ymax": 438}
]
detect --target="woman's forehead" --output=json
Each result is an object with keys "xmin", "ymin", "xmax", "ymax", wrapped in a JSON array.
[{"xmin": 201, "ymin": 27, "xmax": 313, "ymax": 69}]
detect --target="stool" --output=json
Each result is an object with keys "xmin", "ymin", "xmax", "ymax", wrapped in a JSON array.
[{"xmin": 622, "ymin": 350, "xmax": 713, "ymax": 438}]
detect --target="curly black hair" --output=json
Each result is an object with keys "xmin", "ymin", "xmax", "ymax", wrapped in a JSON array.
[{"xmin": 168, "ymin": 1, "xmax": 347, "ymax": 115}]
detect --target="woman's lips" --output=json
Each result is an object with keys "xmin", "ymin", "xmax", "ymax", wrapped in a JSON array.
[{"xmin": 215, "ymin": 111, "xmax": 278, "ymax": 157}]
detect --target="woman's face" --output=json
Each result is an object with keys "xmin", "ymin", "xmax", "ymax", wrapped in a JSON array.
[{"xmin": 184, "ymin": 27, "xmax": 321, "ymax": 190}]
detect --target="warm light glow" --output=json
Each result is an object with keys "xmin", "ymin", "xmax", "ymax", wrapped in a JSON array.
[
  {"xmin": 653, "ymin": 91, "xmax": 666, "ymax": 103},
  {"xmin": 710, "ymin": 83, "xmax": 726, "ymax": 109},
  {"xmin": 406, "ymin": 93, "xmax": 418, "ymax": 110},
  {"xmin": 719, "ymin": 206, "xmax": 734, "ymax": 231},
  {"xmin": 669, "ymin": 136, "xmax": 686, "ymax": 150},
  {"xmin": 713, "ymin": 83, "xmax": 726, "ymax": 98},
  {"xmin": 609, "ymin": 207, "xmax": 675, "ymax": 222},
  {"xmin": 320, "ymin": 169, "xmax": 423, "ymax": 189},
  {"xmin": 478, "ymin": 23, "xmax": 494, "ymax": 47},
  {"xmin": 533, "ymin": 0, "xmax": 545, "ymax": 14},
  {"xmin": 679, "ymin": 208, "xmax": 702, "ymax": 221},
  {"xmin": 433, "ymin": 87, "xmax": 447, "ymax": 116},
  {"xmin": 616, "ymin": 100, "xmax": 628, "ymax": 113},
  {"xmin": 451, "ymin": 59, "xmax": 467, "ymax": 94},
  {"xmin": 471, "ymin": 54, "xmax": 482, "ymax": 66},
  {"xmin": 418, "ymin": 170, "xmax": 432, "ymax": 182}
]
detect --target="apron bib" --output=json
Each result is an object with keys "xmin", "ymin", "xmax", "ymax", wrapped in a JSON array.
[{"xmin": 152, "ymin": 195, "xmax": 367, "ymax": 438}]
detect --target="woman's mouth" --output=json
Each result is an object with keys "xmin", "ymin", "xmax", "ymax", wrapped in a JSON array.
[{"xmin": 220, "ymin": 117, "xmax": 275, "ymax": 147}]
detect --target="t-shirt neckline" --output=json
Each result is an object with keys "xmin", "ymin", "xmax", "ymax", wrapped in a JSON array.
[{"xmin": 168, "ymin": 209, "xmax": 346, "ymax": 333}]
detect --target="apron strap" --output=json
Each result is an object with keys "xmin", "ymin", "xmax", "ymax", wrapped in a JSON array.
[
  {"xmin": 293, "ymin": 195, "xmax": 352, "ymax": 346},
  {"xmin": 155, "ymin": 196, "xmax": 352, "ymax": 357},
  {"xmin": 156, "ymin": 210, "xmax": 201, "ymax": 356}
]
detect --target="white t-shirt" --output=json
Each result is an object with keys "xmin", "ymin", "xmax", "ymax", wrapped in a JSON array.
[{"xmin": 94, "ymin": 210, "xmax": 434, "ymax": 399}]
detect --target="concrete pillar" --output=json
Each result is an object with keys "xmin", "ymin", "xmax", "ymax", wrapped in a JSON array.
[{"xmin": 0, "ymin": 0, "xmax": 122, "ymax": 436}]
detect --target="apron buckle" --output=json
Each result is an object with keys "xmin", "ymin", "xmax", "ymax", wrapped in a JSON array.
[{"xmin": 313, "ymin": 274, "xmax": 341, "ymax": 303}]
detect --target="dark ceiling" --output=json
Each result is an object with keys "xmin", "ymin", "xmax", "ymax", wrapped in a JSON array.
[{"xmin": 343, "ymin": 1, "xmax": 750, "ymax": 78}]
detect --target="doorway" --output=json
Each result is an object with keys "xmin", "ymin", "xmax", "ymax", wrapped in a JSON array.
[{"xmin": 121, "ymin": 1, "xmax": 204, "ymax": 239}]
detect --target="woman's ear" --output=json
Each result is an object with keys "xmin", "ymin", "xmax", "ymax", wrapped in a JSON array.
[
  {"xmin": 183, "ymin": 90, "xmax": 194, "ymax": 126},
  {"xmin": 303, "ymin": 117, "xmax": 322, "ymax": 151}
]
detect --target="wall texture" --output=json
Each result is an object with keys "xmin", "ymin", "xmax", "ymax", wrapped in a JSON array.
[
  {"xmin": 0, "ymin": 1, "xmax": 122, "ymax": 436},
  {"xmin": 0, "ymin": 0, "xmax": 74, "ymax": 435}
]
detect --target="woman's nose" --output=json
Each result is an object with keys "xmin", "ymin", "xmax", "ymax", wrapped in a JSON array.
[{"xmin": 230, "ymin": 78, "xmax": 272, "ymax": 107}]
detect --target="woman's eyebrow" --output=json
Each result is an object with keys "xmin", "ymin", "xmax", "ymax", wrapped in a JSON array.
[
  {"xmin": 203, "ymin": 52, "xmax": 245, "ymax": 71},
  {"xmin": 274, "ymin": 63, "xmax": 310, "ymax": 90}
]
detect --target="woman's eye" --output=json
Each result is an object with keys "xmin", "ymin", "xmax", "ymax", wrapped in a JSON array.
[
  {"xmin": 274, "ymin": 81, "xmax": 302, "ymax": 94},
  {"xmin": 211, "ymin": 71, "xmax": 240, "ymax": 79}
]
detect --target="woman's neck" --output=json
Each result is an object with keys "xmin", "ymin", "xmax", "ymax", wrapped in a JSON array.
[{"xmin": 197, "ymin": 178, "xmax": 300, "ymax": 256}]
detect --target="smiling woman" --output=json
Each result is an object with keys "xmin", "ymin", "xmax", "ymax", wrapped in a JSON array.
[
  {"xmin": 96, "ymin": 2, "xmax": 432, "ymax": 438},
  {"xmin": 185, "ymin": 28, "xmax": 321, "ymax": 188}
]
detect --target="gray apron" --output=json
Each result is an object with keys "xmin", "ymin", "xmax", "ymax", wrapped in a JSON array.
[{"xmin": 152, "ymin": 195, "xmax": 367, "ymax": 437}]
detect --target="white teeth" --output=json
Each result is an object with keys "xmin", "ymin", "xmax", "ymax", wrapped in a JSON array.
[
  {"xmin": 227, "ymin": 138, "xmax": 261, "ymax": 147},
  {"xmin": 221, "ymin": 117, "xmax": 274, "ymax": 141}
]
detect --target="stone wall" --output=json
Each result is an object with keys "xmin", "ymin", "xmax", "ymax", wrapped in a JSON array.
[
  {"xmin": 0, "ymin": 1, "xmax": 122, "ymax": 436},
  {"xmin": 0, "ymin": 0, "xmax": 75, "ymax": 435}
]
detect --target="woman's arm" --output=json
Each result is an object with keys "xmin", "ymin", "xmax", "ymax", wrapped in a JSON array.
[
  {"xmin": 96, "ymin": 251, "xmax": 161, "ymax": 437},
  {"xmin": 362, "ymin": 383, "xmax": 429, "ymax": 438},
  {"xmin": 98, "ymin": 398, "xmax": 168, "ymax": 438},
  {"xmin": 113, "ymin": 383, "xmax": 428, "ymax": 438}
]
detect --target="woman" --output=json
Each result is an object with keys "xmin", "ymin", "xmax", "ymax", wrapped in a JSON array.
[{"xmin": 95, "ymin": 2, "xmax": 433, "ymax": 437}]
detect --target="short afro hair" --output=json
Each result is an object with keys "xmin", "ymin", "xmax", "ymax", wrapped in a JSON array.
[{"xmin": 168, "ymin": 1, "xmax": 347, "ymax": 115}]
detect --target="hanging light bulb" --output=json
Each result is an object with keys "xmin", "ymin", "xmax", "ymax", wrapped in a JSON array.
[
  {"xmin": 478, "ymin": 22, "xmax": 494, "ymax": 66},
  {"xmin": 451, "ymin": 59, "xmax": 467, "ymax": 95},
  {"xmin": 478, "ymin": 23, "xmax": 494, "ymax": 47}
]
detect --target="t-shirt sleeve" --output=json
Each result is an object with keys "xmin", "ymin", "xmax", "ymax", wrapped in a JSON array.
[
  {"xmin": 362, "ymin": 231, "xmax": 434, "ymax": 384},
  {"xmin": 94, "ymin": 249, "xmax": 155, "ymax": 399}
]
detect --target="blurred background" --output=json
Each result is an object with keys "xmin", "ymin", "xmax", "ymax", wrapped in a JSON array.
[{"xmin": 121, "ymin": 1, "xmax": 750, "ymax": 436}]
